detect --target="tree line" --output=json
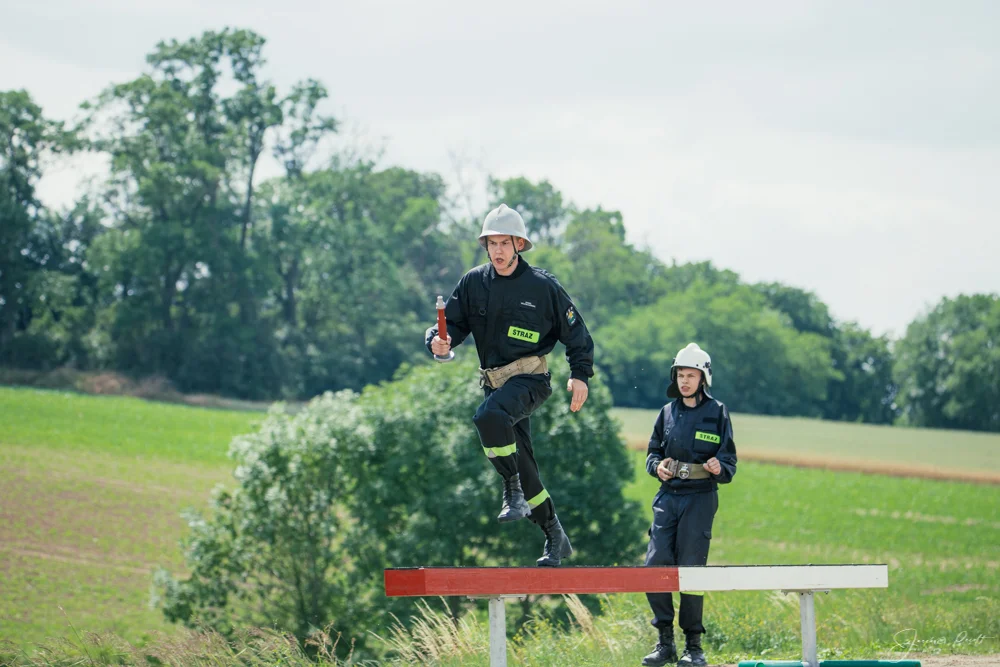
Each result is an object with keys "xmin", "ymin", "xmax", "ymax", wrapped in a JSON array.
[{"xmin": 1, "ymin": 28, "xmax": 997, "ymax": 432}]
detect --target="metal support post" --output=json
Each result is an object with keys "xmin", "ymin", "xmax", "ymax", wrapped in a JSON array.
[
  {"xmin": 780, "ymin": 589, "xmax": 829, "ymax": 667},
  {"xmin": 488, "ymin": 596, "xmax": 506, "ymax": 667},
  {"xmin": 468, "ymin": 595, "xmax": 524, "ymax": 667},
  {"xmin": 799, "ymin": 591, "xmax": 817, "ymax": 667}
]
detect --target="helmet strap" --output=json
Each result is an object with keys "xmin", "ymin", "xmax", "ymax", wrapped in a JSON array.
[{"xmin": 505, "ymin": 235, "xmax": 519, "ymax": 269}]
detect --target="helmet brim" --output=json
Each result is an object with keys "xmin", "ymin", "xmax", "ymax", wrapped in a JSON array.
[{"xmin": 479, "ymin": 232, "xmax": 533, "ymax": 252}]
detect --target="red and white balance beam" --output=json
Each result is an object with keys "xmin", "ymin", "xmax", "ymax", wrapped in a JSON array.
[{"xmin": 384, "ymin": 565, "xmax": 888, "ymax": 598}]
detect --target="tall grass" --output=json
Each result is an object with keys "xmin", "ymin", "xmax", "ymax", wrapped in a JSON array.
[
  {"xmin": 0, "ymin": 625, "xmax": 366, "ymax": 667},
  {"xmin": 0, "ymin": 581, "xmax": 995, "ymax": 666}
]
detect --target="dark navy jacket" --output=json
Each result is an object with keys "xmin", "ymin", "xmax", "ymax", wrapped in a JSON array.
[
  {"xmin": 424, "ymin": 258, "xmax": 594, "ymax": 383},
  {"xmin": 645, "ymin": 395, "xmax": 738, "ymax": 494}
]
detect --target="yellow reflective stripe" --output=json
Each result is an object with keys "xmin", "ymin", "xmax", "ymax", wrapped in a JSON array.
[
  {"xmin": 526, "ymin": 489, "xmax": 550, "ymax": 508},
  {"xmin": 694, "ymin": 431, "xmax": 720, "ymax": 444},
  {"xmin": 507, "ymin": 326, "xmax": 540, "ymax": 343},
  {"xmin": 483, "ymin": 443, "xmax": 517, "ymax": 458}
]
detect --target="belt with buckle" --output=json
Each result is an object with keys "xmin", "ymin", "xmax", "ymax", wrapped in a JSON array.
[
  {"xmin": 479, "ymin": 355, "xmax": 548, "ymax": 390},
  {"xmin": 666, "ymin": 459, "xmax": 712, "ymax": 480}
]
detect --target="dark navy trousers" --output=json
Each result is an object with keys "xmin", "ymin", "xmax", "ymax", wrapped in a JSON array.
[
  {"xmin": 472, "ymin": 373, "xmax": 555, "ymax": 524},
  {"xmin": 645, "ymin": 488, "xmax": 718, "ymax": 633}
]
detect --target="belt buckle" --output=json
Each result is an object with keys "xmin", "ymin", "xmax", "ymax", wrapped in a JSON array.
[
  {"xmin": 478, "ymin": 369, "xmax": 488, "ymax": 389},
  {"xmin": 678, "ymin": 463, "xmax": 691, "ymax": 480}
]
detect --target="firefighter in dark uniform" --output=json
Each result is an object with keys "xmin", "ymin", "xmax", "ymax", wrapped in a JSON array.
[
  {"xmin": 426, "ymin": 203, "xmax": 594, "ymax": 566},
  {"xmin": 641, "ymin": 343, "xmax": 737, "ymax": 667}
]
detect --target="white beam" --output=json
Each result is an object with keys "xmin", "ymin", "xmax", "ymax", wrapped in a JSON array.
[{"xmin": 678, "ymin": 565, "xmax": 887, "ymax": 592}]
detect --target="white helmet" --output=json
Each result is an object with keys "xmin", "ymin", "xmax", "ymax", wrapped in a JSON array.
[
  {"xmin": 478, "ymin": 203, "xmax": 533, "ymax": 252},
  {"xmin": 667, "ymin": 342, "xmax": 713, "ymax": 399}
]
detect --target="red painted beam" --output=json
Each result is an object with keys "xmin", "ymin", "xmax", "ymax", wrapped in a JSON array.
[{"xmin": 384, "ymin": 567, "xmax": 680, "ymax": 597}]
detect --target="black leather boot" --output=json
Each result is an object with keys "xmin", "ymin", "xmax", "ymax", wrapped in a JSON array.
[
  {"xmin": 641, "ymin": 626, "xmax": 677, "ymax": 666},
  {"xmin": 678, "ymin": 632, "xmax": 707, "ymax": 666},
  {"xmin": 535, "ymin": 515, "xmax": 573, "ymax": 566},
  {"xmin": 497, "ymin": 473, "xmax": 530, "ymax": 522}
]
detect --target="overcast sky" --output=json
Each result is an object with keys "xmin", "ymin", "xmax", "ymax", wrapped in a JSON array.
[{"xmin": 2, "ymin": 0, "xmax": 997, "ymax": 336}]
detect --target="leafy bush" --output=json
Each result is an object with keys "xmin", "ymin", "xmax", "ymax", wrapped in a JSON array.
[{"xmin": 153, "ymin": 355, "xmax": 646, "ymax": 659}]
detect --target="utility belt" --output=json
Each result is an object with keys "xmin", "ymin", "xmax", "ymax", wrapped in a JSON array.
[
  {"xmin": 479, "ymin": 355, "xmax": 548, "ymax": 390},
  {"xmin": 666, "ymin": 459, "xmax": 712, "ymax": 480}
]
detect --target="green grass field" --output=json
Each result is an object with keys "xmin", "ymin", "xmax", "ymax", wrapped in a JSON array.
[
  {"xmin": 1, "ymin": 387, "xmax": 998, "ymax": 663},
  {"xmin": 0, "ymin": 387, "xmax": 259, "ymax": 646},
  {"xmin": 0, "ymin": 386, "xmax": 261, "ymax": 464}
]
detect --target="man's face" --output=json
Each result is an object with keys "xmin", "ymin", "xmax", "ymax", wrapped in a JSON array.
[
  {"xmin": 486, "ymin": 235, "xmax": 525, "ymax": 270},
  {"xmin": 676, "ymin": 368, "xmax": 703, "ymax": 397}
]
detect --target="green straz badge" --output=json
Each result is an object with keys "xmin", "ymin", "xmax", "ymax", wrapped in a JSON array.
[
  {"xmin": 695, "ymin": 431, "xmax": 721, "ymax": 444},
  {"xmin": 508, "ymin": 326, "xmax": 540, "ymax": 343}
]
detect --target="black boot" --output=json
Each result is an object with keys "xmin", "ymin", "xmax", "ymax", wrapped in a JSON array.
[
  {"xmin": 678, "ymin": 632, "xmax": 707, "ymax": 666},
  {"xmin": 535, "ymin": 515, "xmax": 573, "ymax": 566},
  {"xmin": 497, "ymin": 473, "xmax": 530, "ymax": 523},
  {"xmin": 641, "ymin": 626, "xmax": 677, "ymax": 666}
]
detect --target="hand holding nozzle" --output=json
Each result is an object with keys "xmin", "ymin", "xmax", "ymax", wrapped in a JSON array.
[{"xmin": 432, "ymin": 295, "xmax": 455, "ymax": 362}]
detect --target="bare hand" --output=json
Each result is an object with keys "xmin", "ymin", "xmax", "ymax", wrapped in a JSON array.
[
  {"xmin": 703, "ymin": 457, "xmax": 722, "ymax": 476},
  {"xmin": 657, "ymin": 458, "xmax": 674, "ymax": 481},
  {"xmin": 431, "ymin": 334, "xmax": 452, "ymax": 357},
  {"xmin": 566, "ymin": 378, "xmax": 589, "ymax": 412}
]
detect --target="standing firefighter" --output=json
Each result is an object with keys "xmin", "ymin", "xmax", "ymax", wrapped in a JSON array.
[
  {"xmin": 641, "ymin": 343, "xmax": 737, "ymax": 667},
  {"xmin": 426, "ymin": 203, "xmax": 594, "ymax": 566}
]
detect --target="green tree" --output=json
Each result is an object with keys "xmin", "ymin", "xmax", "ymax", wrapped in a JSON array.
[
  {"xmin": 253, "ymin": 160, "xmax": 462, "ymax": 398},
  {"xmin": 153, "ymin": 392, "xmax": 369, "ymax": 649},
  {"xmin": 560, "ymin": 207, "xmax": 671, "ymax": 325},
  {"xmin": 754, "ymin": 282, "xmax": 897, "ymax": 423},
  {"xmin": 753, "ymin": 282, "xmax": 834, "ymax": 337},
  {"xmin": 824, "ymin": 322, "xmax": 897, "ymax": 424},
  {"xmin": 488, "ymin": 176, "xmax": 568, "ymax": 244},
  {"xmin": 894, "ymin": 293, "xmax": 1000, "ymax": 432},
  {"xmin": 598, "ymin": 284, "xmax": 839, "ymax": 414},
  {"xmin": 659, "ymin": 260, "xmax": 741, "ymax": 293},
  {"xmin": 0, "ymin": 90, "xmax": 76, "ymax": 365},
  {"xmin": 85, "ymin": 28, "xmax": 336, "ymax": 397},
  {"xmin": 12, "ymin": 199, "xmax": 106, "ymax": 368}
]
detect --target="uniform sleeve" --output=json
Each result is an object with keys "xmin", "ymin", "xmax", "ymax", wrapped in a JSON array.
[
  {"xmin": 424, "ymin": 275, "xmax": 472, "ymax": 355},
  {"xmin": 551, "ymin": 278, "xmax": 595, "ymax": 383},
  {"xmin": 645, "ymin": 407, "xmax": 667, "ymax": 478},
  {"xmin": 711, "ymin": 405, "xmax": 738, "ymax": 484}
]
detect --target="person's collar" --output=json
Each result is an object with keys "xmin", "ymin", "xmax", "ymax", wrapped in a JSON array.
[{"xmin": 679, "ymin": 390, "xmax": 705, "ymax": 409}]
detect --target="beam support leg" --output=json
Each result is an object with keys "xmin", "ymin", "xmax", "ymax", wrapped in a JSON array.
[
  {"xmin": 780, "ymin": 589, "xmax": 828, "ymax": 667},
  {"xmin": 798, "ymin": 591, "xmax": 817, "ymax": 667},
  {"xmin": 488, "ymin": 596, "xmax": 506, "ymax": 667}
]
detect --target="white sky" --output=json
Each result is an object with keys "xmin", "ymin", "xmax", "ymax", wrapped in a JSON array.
[{"xmin": 2, "ymin": 0, "xmax": 998, "ymax": 337}]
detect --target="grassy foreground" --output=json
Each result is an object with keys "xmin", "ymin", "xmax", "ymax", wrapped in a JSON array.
[{"xmin": 1, "ymin": 386, "xmax": 998, "ymax": 664}]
